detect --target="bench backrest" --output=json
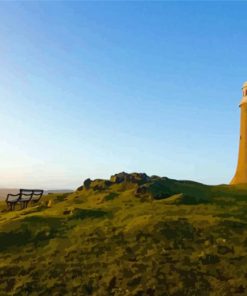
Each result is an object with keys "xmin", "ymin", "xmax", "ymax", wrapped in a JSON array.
[
  {"xmin": 31, "ymin": 190, "xmax": 44, "ymax": 202},
  {"xmin": 20, "ymin": 189, "xmax": 44, "ymax": 202}
]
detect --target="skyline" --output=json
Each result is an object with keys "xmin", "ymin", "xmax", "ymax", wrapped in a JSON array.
[{"xmin": 1, "ymin": 2, "xmax": 247, "ymax": 189}]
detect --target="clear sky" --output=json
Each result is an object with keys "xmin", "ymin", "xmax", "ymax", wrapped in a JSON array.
[{"xmin": 0, "ymin": 1, "xmax": 246, "ymax": 189}]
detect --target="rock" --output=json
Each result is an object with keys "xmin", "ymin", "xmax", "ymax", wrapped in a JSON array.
[
  {"xmin": 135, "ymin": 185, "xmax": 148, "ymax": 196},
  {"xmin": 77, "ymin": 172, "xmax": 152, "ymax": 193},
  {"xmin": 47, "ymin": 200, "xmax": 52, "ymax": 208},
  {"xmin": 132, "ymin": 172, "xmax": 150, "ymax": 184},
  {"xmin": 90, "ymin": 179, "xmax": 112, "ymax": 191},
  {"xmin": 63, "ymin": 209, "xmax": 72, "ymax": 215},
  {"xmin": 84, "ymin": 178, "xmax": 92, "ymax": 190},
  {"xmin": 77, "ymin": 178, "xmax": 112, "ymax": 191},
  {"xmin": 110, "ymin": 172, "xmax": 129, "ymax": 183},
  {"xmin": 77, "ymin": 185, "xmax": 83, "ymax": 191},
  {"xmin": 110, "ymin": 172, "xmax": 150, "ymax": 184}
]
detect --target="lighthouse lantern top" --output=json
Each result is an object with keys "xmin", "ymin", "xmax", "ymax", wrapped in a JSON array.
[{"xmin": 240, "ymin": 82, "xmax": 247, "ymax": 105}]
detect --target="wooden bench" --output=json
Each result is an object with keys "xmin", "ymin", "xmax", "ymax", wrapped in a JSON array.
[{"xmin": 6, "ymin": 189, "xmax": 44, "ymax": 210}]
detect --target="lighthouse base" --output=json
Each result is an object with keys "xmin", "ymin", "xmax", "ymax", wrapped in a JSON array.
[{"xmin": 230, "ymin": 172, "xmax": 247, "ymax": 185}]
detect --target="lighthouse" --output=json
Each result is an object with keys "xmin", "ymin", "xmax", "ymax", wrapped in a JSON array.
[{"xmin": 230, "ymin": 82, "xmax": 247, "ymax": 185}]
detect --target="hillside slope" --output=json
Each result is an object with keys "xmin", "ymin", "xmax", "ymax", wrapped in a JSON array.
[{"xmin": 0, "ymin": 172, "xmax": 247, "ymax": 296}]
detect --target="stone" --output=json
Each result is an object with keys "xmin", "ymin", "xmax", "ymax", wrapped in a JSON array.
[
  {"xmin": 83, "ymin": 178, "xmax": 92, "ymax": 190},
  {"xmin": 110, "ymin": 172, "xmax": 150, "ymax": 184},
  {"xmin": 90, "ymin": 179, "xmax": 112, "ymax": 191},
  {"xmin": 135, "ymin": 185, "xmax": 148, "ymax": 196},
  {"xmin": 47, "ymin": 200, "xmax": 52, "ymax": 208}
]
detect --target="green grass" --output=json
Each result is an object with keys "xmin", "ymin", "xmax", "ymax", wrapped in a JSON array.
[{"xmin": 0, "ymin": 175, "xmax": 247, "ymax": 295}]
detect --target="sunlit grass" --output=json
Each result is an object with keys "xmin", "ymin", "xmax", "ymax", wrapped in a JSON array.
[{"xmin": 0, "ymin": 177, "xmax": 247, "ymax": 295}]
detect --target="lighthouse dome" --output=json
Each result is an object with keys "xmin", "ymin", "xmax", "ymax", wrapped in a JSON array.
[{"xmin": 240, "ymin": 82, "xmax": 247, "ymax": 104}]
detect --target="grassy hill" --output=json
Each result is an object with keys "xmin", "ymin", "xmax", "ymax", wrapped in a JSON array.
[{"xmin": 0, "ymin": 172, "xmax": 247, "ymax": 295}]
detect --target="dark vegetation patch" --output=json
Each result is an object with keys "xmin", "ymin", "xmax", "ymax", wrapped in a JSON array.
[
  {"xmin": 69, "ymin": 208, "xmax": 110, "ymax": 220},
  {"xmin": 0, "ymin": 216, "xmax": 64, "ymax": 251},
  {"xmin": 104, "ymin": 192, "xmax": 119, "ymax": 201},
  {"xmin": 53, "ymin": 192, "xmax": 70, "ymax": 202}
]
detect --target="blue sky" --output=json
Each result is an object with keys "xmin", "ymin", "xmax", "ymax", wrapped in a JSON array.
[{"xmin": 0, "ymin": 2, "xmax": 246, "ymax": 189}]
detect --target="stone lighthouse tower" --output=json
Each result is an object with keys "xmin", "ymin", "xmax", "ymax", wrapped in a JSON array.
[{"xmin": 230, "ymin": 82, "xmax": 247, "ymax": 185}]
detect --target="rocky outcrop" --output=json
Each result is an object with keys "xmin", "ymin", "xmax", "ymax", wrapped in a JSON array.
[
  {"xmin": 77, "ymin": 179, "xmax": 112, "ymax": 191},
  {"xmin": 135, "ymin": 185, "xmax": 148, "ymax": 196},
  {"xmin": 77, "ymin": 172, "xmax": 151, "ymax": 192},
  {"xmin": 90, "ymin": 179, "xmax": 112, "ymax": 191},
  {"xmin": 84, "ymin": 178, "xmax": 92, "ymax": 190},
  {"xmin": 76, "ymin": 178, "xmax": 92, "ymax": 191},
  {"xmin": 76, "ymin": 172, "xmax": 210, "ymax": 204},
  {"xmin": 110, "ymin": 172, "xmax": 150, "ymax": 184}
]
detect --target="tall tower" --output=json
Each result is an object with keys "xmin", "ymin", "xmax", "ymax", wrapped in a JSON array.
[{"xmin": 230, "ymin": 82, "xmax": 247, "ymax": 185}]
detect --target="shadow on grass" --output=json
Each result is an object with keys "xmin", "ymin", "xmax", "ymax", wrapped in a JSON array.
[
  {"xmin": 104, "ymin": 192, "xmax": 119, "ymax": 201},
  {"xmin": 0, "ymin": 216, "xmax": 64, "ymax": 252},
  {"xmin": 69, "ymin": 208, "xmax": 110, "ymax": 220}
]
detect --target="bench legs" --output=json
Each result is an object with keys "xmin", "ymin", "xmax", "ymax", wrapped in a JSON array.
[
  {"xmin": 20, "ymin": 201, "xmax": 29, "ymax": 209},
  {"xmin": 7, "ymin": 201, "xmax": 29, "ymax": 211},
  {"xmin": 7, "ymin": 202, "xmax": 16, "ymax": 211}
]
